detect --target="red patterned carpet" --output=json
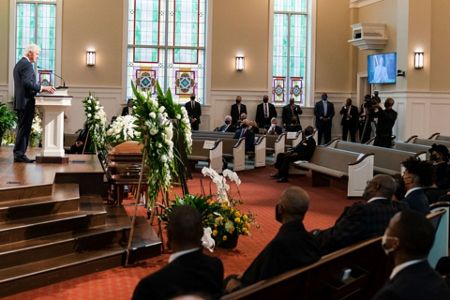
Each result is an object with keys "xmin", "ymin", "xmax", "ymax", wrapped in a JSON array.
[{"xmin": 2, "ymin": 166, "xmax": 353, "ymax": 300}]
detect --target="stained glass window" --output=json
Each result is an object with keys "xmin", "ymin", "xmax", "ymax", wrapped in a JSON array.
[
  {"xmin": 127, "ymin": 0, "xmax": 207, "ymax": 104},
  {"xmin": 16, "ymin": 0, "xmax": 57, "ymax": 85},
  {"xmin": 272, "ymin": 0, "xmax": 308, "ymax": 104}
]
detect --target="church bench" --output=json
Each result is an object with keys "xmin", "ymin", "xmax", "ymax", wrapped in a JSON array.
[
  {"xmin": 221, "ymin": 236, "xmax": 390, "ymax": 300},
  {"xmin": 328, "ymin": 140, "xmax": 423, "ymax": 176},
  {"xmin": 265, "ymin": 133, "xmax": 286, "ymax": 159},
  {"xmin": 284, "ymin": 130, "xmax": 303, "ymax": 151},
  {"xmin": 428, "ymin": 132, "xmax": 450, "ymax": 141},
  {"xmin": 189, "ymin": 139, "xmax": 223, "ymax": 173},
  {"xmin": 393, "ymin": 142, "xmax": 430, "ymax": 159},
  {"xmin": 406, "ymin": 136, "xmax": 450, "ymax": 149},
  {"xmin": 294, "ymin": 147, "xmax": 374, "ymax": 197}
]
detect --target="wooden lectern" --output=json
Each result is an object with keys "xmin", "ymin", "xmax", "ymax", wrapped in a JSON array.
[{"xmin": 35, "ymin": 88, "xmax": 72, "ymax": 163}]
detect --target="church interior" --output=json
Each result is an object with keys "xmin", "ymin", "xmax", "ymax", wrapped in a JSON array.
[{"xmin": 0, "ymin": 0, "xmax": 450, "ymax": 299}]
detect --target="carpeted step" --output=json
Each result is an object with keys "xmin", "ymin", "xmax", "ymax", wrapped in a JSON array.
[
  {"xmin": 0, "ymin": 184, "xmax": 80, "ymax": 222},
  {"xmin": 0, "ymin": 210, "xmax": 107, "ymax": 244},
  {"xmin": 0, "ymin": 246, "xmax": 125, "ymax": 297},
  {"xmin": 0, "ymin": 225, "xmax": 130, "ymax": 269}
]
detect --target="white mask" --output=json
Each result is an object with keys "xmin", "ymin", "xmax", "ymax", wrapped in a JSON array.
[{"xmin": 381, "ymin": 234, "xmax": 399, "ymax": 256}]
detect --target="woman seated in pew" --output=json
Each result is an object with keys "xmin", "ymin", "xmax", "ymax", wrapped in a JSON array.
[{"xmin": 224, "ymin": 187, "xmax": 321, "ymax": 293}]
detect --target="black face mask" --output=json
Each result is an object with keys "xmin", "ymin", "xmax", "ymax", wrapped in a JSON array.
[
  {"xmin": 430, "ymin": 154, "xmax": 438, "ymax": 162},
  {"xmin": 236, "ymin": 100, "xmax": 241, "ymax": 104},
  {"xmin": 263, "ymin": 99, "xmax": 268, "ymax": 103},
  {"xmin": 225, "ymin": 120, "xmax": 231, "ymax": 125},
  {"xmin": 275, "ymin": 204, "xmax": 282, "ymax": 223}
]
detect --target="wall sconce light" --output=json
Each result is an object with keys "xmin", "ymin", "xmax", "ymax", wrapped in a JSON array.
[
  {"xmin": 414, "ymin": 52, "xmax": 424, "ymax": 69},
  {"xmin": 86, "ymin": 50, "xmax": 96, "ymax": 66},
  {"xmin": 235, "ymin": 55, "xmax": 245, "ymax": 71}
]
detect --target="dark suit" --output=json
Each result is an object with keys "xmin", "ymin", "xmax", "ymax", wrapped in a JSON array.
[
  {"xmin": 185, "ymin": 100, "xmax": 201, "ymax": 130},
  {"xmin": 403, "ymin": 189, "xmax": 430, "ymax": 215},
  {"xmin": 267, "ymin": 125, "xmax": 283, "ymax": 135},
  {"xmin": 281, "ymin": 104, "xmax": 302, "ymax": 132},
  {"xmin": 374, "ymin": 108, "xmax": 397, "ymax": 148},
  {"xmin": 13, "ymin": 57, "xmax": 41, "ymax": 159},
  {"xmin": 240, "ymin": 220, "xmax": 321, "ymax": 286},
  {"xmin": 340, "ymin": 105, "xmax": 358, "ymax": 142},
  {"xmin": 314, "ymin": 100, "xmax": 335, "ymax": 144},
  {"xmin": 274, "ymin": 136, "xmax": 316, "ymax": 178},
  {"xmin": 230, "ymin": 103, "xmax": 247, "ymax": 126},
  {"xmin": 132, "ymin": 249, "xmax": 224, "ymax": 300},
  {"xmin": 316, "ymin": 198, "xmax": 406, "ymax": 255},
  {"xmin": 234, "ymin": 127, "xmax": 255, "ymax": 153},
  {"xmin": 255, "ymin": 102, "xmax": 277, "ymax": 129},
  {"xmin": 121, "ymin": 106, "xmax": 130, "ymax": 116},
  {"xmin": 215, "ymin": 123, "xmax": 235, "ymax": 133},
  {"xmin": 373, "ymin": 261, "xmax": 450, "ymax": 300}
]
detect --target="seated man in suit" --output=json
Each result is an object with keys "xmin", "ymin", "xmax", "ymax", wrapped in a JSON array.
[
  {"xmin": 233, "ymin": 119, "xmax": 255, "ymax": 153},
  {"xmin": 214, "ymin": 115, "xmax": 235, "ymax": 133},
  {"xmin": 225, "ymin": 186, "xmax": 321, "ymax": 293},
  {"xmin": 121, "ymin": 98, "xmax": 133, "ymax": 116},
  {"xmin": 373, "ymin": 210, "xmax": 450, "ymax": 300},
  {"xmin": 401, "ymin": 157, "xmax": 432, "ymax": 214},
  {"xmin": 272, "ymin": 126, "xmax": 316, "ymax": 183},
  {"xmin": 132, "ymin": 206, "xmax": 224, "ymax": 300},
  {"xmin": 266, "ymin": 117, "xmax": 283, "ymax": 135},
  {"xmin": 315, "ymin": 174, "xmax": 406, "ymax": 255},
  {"xmin": 429, "ymin": 143, "xmax": 450, "ymax": 190}
]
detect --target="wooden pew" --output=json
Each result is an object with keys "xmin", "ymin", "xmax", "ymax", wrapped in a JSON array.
[
  {"xmin": 428, "ymin": 132, "xmax": 450, "ymax": 141},
  {"xmin": 222, "ymin": 236, "xmax": 391, "ymax": 300},
  {"xmin": 189, "ymin": 139, "xmax": 223, "ymax": 173},
  {"xmin": 294, "ymin": 147, "xmax": 374, "ymax": 197},
  {"xmin": 393, "ymin": 142, "xmax": 430, "ymax": 159},
  {"xmin": 265, "ymin": 133, "xmax": 286, "ymax": 159},
  {"xmin": 406, "ymin": 135, "xmax": 450, "ymax": 149},
  {"xmin": 328, "ymin": 140, "xmax": 424, "ymax": 176}
]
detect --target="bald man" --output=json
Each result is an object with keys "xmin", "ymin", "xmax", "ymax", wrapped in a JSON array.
[
  {"xmin": 315, "ymin": 174, "xmax": 407, "ymax": 255},
  {"xmin": 225, "ymin": 187, "xmax": 321, "ymax": 292},
  {"xmin": 373, "ymin": 211, "xmax": 450, "ymax": 299}
]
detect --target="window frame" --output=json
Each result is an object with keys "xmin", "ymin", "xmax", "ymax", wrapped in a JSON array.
[
  {"xmin": 123, "ymin": 0, "xmax": 210, "ymax": 104},
  {"xmin": 268, "ymin": 0, "xmax": 316, "ymax": 107},
  {"xmin": 8, "ymin": 0, "xmax": 62, "ymax": 96}
]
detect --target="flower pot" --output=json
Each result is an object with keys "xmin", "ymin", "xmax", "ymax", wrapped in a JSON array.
[{"xmin": 218, "ymin": 231, "xmax": 239, "ymax": 249}]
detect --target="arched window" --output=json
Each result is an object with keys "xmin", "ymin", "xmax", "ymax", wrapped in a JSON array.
[
  {"xmin": 272, "ymin": 0, "xmax": 312, "ymax": 105},
  {"xmin": 126, "ymin": 0, "xmax": 207, "ymax": 103},
  {"xmin": 10, "ymin": 0, "xmax": 62, "ymax": 88}
]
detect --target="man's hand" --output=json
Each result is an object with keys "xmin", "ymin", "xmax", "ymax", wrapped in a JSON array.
[
  {"xmin": 225, "ymin": 277, "xmax": 243, "ymax": 293},
  {"xmin": 42, "ymin": 86, "xmax": 56, "ymax": 94}
]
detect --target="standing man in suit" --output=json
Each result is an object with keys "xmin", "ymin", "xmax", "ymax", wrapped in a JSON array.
[
  {"xmin": 225, "ymin": 187, "xmax": 321, "ymax": 292},
  {"xmin": 314, "ymin": 93, "xmax": 335, "ymax": 145},
  {"xmin": 340, "ymin": 98, "xmax": 358, "ymax": 142},
  {"xmin": 132, "ymin": 206, "xmax": 224, "ymax": 300},
  {"xmin": 401, "ymin": 157, "xmax": 432, "ymax": 215},
  {"xmin": 185, "ymin": 94, "xmax": 201, "ymax": 130},
  {"xmin": 272, "ymin": 126, "xmax": 316, "ymax": 183},
  {"xmin": 373, "ymin": 211, "xmax": 450, "ymax": 300},
  {"xmin": 255, "ymin": 95, "xmax": 277, "ymax": 131},
  {"xmin": 13, "ymin": 44, "xmax": 55, "ymax": 163},
  {"xmin": 374, "ymin": 97, "xmax": 397, "ymax": 148},
  {"xmin": 230, "ymin": 96, "xmax": 247, "ymax": 126},
  {"xmin": 314, "ymin": 174, "xmax": 406, "ymax": 255},
  {"xmin": 282, "ymin": 97, "xmax": 302, "ymax": 132}
]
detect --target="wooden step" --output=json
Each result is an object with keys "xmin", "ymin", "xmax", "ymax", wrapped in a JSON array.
[
  {"xmin": 0, "ymin": 225, "xmax": 130, "ymax": 269},
  {"xmin": 0, "ymin": 210, "xmax": 107, "ymax": 244},
  {"xmin": 0, "ymin": 246, "xmax": 125, "ymax": 297},
  {"xmin": 0, "ymin": 184, "xmax": 53, "ymax": 202},
  {"xmin": 0, "ymin": 184, "xmax": 80, "ymax": 222}
]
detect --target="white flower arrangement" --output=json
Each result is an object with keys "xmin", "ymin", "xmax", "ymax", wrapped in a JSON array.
[
  {"xmin": 82, "ymin": 93, "xmax": 107, "ymax": 152},
  {"xmin": 131, "ymin": 84, "xmax": 176, "ymax": 207},
  {"xmin": 201, "ymin": 167, "xmax": 241, "ymax": 204},
  {"xmin": 106, "ymin": 115, "xmax": 140, "ymax": 145},
  {"xmin": 30, "ymin": 109, "xmax": 42, "ymax": 146}
]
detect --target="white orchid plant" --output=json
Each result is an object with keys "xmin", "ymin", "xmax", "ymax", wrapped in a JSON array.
[
  {"xmin": 106, "ymin": 115, "xmax": 140, "ymax": 145},
  {"xmin": 82, "ymin": 93, "xmax": 107, "ymax": 152}
]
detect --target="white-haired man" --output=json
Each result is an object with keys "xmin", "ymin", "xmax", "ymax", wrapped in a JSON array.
[{"xmin": 13, "ymin": 44, "xmax": 55, "ymax": 163}]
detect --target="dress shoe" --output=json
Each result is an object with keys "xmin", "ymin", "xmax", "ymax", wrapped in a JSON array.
[
  {"xmin": 270, "ymin": 173, "xmax": 280, "ymax": 178},
  {"xmin": 277, "ymin": 177, "xmax": 288, "ymax": 183},
  {"xmin": 14, "ymin": 156, "xmax": 35, "ymax": 163}
]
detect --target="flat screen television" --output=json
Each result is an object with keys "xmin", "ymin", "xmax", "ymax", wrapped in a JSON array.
[{"xmin": 367, "ymin": 52, "xmax": 397, "ymax": 84}]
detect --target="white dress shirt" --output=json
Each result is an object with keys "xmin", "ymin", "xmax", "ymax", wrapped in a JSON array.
[
  {"xmin": 389, "ymin": 259, "xmax": 424, "ymax": 280},
  {"xmin": 168, "ymin": 247, "xmax": 200, "ymax": 263}
]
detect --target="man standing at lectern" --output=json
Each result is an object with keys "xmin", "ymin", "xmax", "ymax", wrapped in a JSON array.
[{"xmin": 13, "ymin": 44, "xmax": 55, "ymax": 163}]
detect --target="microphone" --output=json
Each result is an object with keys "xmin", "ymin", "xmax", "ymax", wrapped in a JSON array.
[{"xmin": 37, "ymin": 66, "xmax": 66, "ymax": 88}]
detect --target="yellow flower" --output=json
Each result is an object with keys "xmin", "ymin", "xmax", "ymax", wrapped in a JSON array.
[
  {"xmin": 212, "ymin": 230, "xmax": 218, "ymax": 236},
  {"xmin": 223, "ymin": 235, "xmax": 227, "ymax": 241},
  {"xmin": 234, "ymin": 211, "xmax": 241, "ymax": 218},
  {"xmin": 242, "ymin": 215, "xmax": 248, "ymax": 221},
  {"xmin": 234, "ymin": 217, "xmax": 241, "ymax": 224}
]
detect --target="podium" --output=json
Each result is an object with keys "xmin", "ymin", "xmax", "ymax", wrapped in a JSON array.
[{"xmin": 35, "ymin": 88, "xmax": 72, "ymax": 163}]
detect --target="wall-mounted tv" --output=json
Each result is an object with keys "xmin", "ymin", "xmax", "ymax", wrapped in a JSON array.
[{"xmin": 367, "ymin": 52, "xmax": 397, "ymax": 84}]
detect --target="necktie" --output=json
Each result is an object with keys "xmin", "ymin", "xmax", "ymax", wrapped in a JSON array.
[
  {"xmin": 240, "ymin": 128, "xmax": 246, "ymax": 138},
  {"xmin": 264, "ymin": 103, "xmax": 268, "ymax": 118},
  {"xmin": 191, "ymin": 101, "xmax": 194, "ymax": 109},
  {"xmin": 323, "ymin": 101, "xmax": 328, "ymax": 117},
  {"xmin": 238, "ymin": 104, "xmax": 241, "ymax": 116}
]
